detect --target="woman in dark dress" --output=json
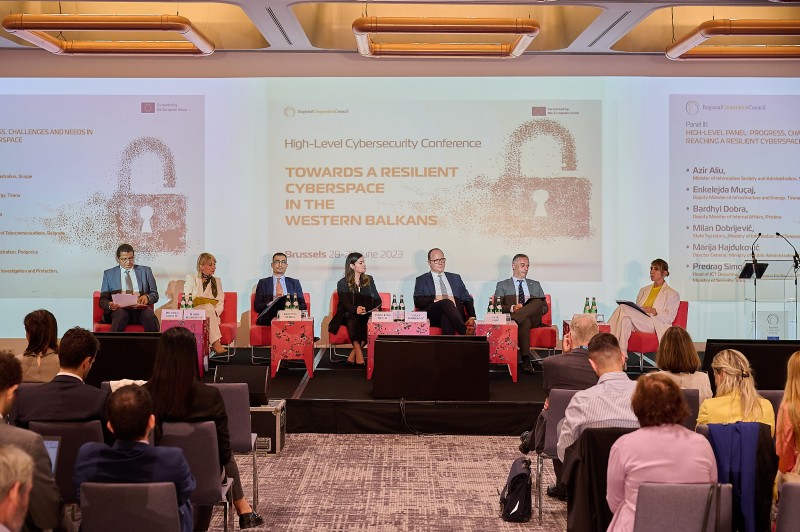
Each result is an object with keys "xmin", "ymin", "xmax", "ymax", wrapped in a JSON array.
[
  {"xmin": 327, "ymin": 252, "xmax": 381, "ymax": 365},
  {"xmin": 145, "ymin": 327, "xmax": 263, "ymax": 530}
]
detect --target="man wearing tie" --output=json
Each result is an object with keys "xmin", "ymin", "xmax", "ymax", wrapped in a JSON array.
[
  {"xmin": 254, "ymin": 252, "xmax": 307, "ymax": 326},
  {"xmin": 413, "ymin": 248, "xmax": 476, "ymax": 335},
  {"xmin": 494, "ymin": 253, "xmax": 548, "ymax": 374},
  {"xmin": 99, "ymin": 243, "xmax": 159, "ymax": 332}
]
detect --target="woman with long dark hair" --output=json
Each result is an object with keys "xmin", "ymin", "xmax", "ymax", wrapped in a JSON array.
[
  {"xmin": 18, "ymin": 309, "xmax": 59, "ymax": 383},
  {"xmin": 145, "ymin": 327, "xmax": 263, "ymax": 530},
  {"xmin": 327, "ymin": 252, "xmax": 381, "ymax": 365}
]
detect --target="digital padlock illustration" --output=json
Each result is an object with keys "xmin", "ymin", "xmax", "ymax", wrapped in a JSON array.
[
  {"xmin": 111, "ymin": 136, "xmax": 187, "ymax": 252},
  {"xmin": 496, "ymin": 119, "xmax": 591, "ymax": 239}
]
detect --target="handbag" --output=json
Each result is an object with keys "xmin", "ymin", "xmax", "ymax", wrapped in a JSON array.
[
  {"xmin": 499, "ymin": 456, "xmax": 532, "ymax": 522},
  {"xmin": 701, "ymin": 483, "xmax": 721, "ymax": 532}
]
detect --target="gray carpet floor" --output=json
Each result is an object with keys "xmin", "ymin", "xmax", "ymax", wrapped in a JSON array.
[{"xmin": 209, "ymin": 433, "xmax": 567, "ymax": 531}]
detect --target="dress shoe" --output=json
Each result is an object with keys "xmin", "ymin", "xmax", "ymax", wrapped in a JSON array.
[
  {"xmin": 519, "ymin": 431, "xmax": 531, "ymax": 455},
  {"xmin": 546, "ymin": 484, "xmax": 567, "ymax": 501},
  {"xmin": 239, "ymin": 511, "xmax": 264, "ymax": 529},
  {"xmin": 522, "ymin": 358, "xmax": 535, "ymax": 375}
]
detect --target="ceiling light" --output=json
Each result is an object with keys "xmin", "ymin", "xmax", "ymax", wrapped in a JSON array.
[{"xmin": 666, "ymin": 19, "xmax": 800, "ymax": 60}]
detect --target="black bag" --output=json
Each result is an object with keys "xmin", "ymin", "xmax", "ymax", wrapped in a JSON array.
[{"xmin": 499, "ymin": 456, "xmax": 532, "ymax": 522}]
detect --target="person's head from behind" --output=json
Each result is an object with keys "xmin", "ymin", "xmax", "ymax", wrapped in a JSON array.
[
  {"xmin": 588, "ymin": 333, "xmax": 625, "ymax": 376},
  {"xmin": 105, "ymin": 385, "xmax": 154, "ymax": 442},
  {"xmin": 0, "ymin": 354, "xmax": 22, "ymax": 416},
  {"xmin": 631, "ymin": 373, "xmax": 690, "ymax": 427},
  {"xmin": 149, "ymin": 327, "xmax": 198, "ymax": 418},
  {"xmin": 711, "ymin": 349, "xmax": 763, "ymax": 421},
  {"xmin": 0, "ymin": 445, "xmax": 34, "ymax": 532},
  {"xmin": 23, "ymin": 310, "xmax": 58, "ymax": 356},
  {"xmin": 570, "ymin": 314, "xmax": 600, "ymax": 347},
  {"xmin": 656, "ymin": 327, "xmax": 701, "ymax": 374},
  {"xmin": 57, "ymin": 327, "xmax": 99, "ymax": 376}
]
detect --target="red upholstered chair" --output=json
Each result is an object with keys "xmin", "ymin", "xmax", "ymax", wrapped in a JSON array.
[
  {"xmin": 92, "ymin": 291, "xmax": 150, "ymax": 333},
  {"xmin": 529, "ymin": 294, "xmax": 558, "ymax": 357},
  {"xmin": 250, "ymin": 292, "xmax": 311, "ymax": 365},
  {"xmin": 628, "ymin": 300, "xmax": 689, "ymax": 372},
  {"xmin": 327, "ymin": 291, "xmax": 389, "ymax": 361},
  {"xmin": 174, "ymin": 291, "xmax": 239, "ymax": 362}
]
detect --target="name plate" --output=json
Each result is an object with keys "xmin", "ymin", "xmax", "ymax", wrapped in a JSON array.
[
  {"xmin": 484, "ymin": 314, "xmax": 508, "ymax": 324},
  {"xmin": 184, "ymin": 309, "xmax": 206, "ymax": 320},
  {"xmin": 162, "ymin": 309, "xmax": 183, "ymax": 320},
  {"xmin": 371, "ymin": 311, "xmax": 393, "ymax": 323},
  {"xmin": 405, "ymin": 311, "xmax": 427, "ymax": 323},
  {"xmin": 277, "ymin": 309, "xmax": 302, "ymax": 321}
]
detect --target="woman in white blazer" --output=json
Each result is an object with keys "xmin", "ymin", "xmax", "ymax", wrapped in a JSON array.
[
  {"xmin": 184, "ymin": 252, "xmax": 227, "ymax": 355},
  {"xmin": 609, "ymin": 258, "xmax": 680, "ymax": 353}
]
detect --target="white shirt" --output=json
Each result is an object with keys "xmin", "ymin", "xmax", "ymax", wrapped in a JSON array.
[
  {"xmin": 512, "ymin": 277, "xmax": 530, "ymax": 301},
  {"xmin": 431, "ymin": 272, "xmax": 454, "ymax": 298},
  {"xmin": 120, "ymin": 267, "xmax": 139, "ymax": 293}
]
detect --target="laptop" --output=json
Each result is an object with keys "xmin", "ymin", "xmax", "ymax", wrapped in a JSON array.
[{"xmin": 42, "ymin": 436, "xmax": 61, "ymax": 474}]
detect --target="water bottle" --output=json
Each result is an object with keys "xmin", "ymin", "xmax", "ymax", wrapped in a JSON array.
[
  {"xmin": 292, "ymin": 293, "xmax": 298, "ymax": 310},
  {"xmin": 487, "ymin": 297, "xmax": 495, "ymax": 315},
  {"xmin": 391, "ymin": 294, "xmax": 398, "ymax": 321},
  {"xmin": 583, "ymin": 297, "xmax": 590, "ymax": 314},
  {"xmin": 187, "ymin": 293, "xmax": 193, "ymax": 309},
  {"xmin": 399, "ymin": 295, "xmax": 406, "ymax": 321},
  {"xmin": 590, "ymin": 297, "xmax": 597, "ymax": 314}
]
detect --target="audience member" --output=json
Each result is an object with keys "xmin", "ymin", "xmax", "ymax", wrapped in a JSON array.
[
  {"xmin": 777, "ymin": 351, "xmax": 800, "ymax": 481},
  {"xmin": 0, "ymin": 354, "xmax": 68, "ymax": 532},
  {"xmin": 74, "ymin": 385, "xmax": 195, "ymax": 532},
  {"xmin": 697, "ymin": 349, "xmax": 775, "ymax": 435},
  {"xmin": 15, "ymin": 327, "xmax": 107, "ymax": 429},
  {"xmin": 655, "ymin": 326, "xmax": 712, "ymax": 403},
  {"xmin": 17, "ymin": 310, "xmax": 59, "ymax": 384},
  {"xmin": 144, "ymin": 327, "xmax": 263, "ymax": 530},
  {"xmin": 606, "ymin": 373, "xmax": 717, "ymax": 532},
  {"xmin": 0, "ymin": 445, "xmax": 34, "ymax": 532},
  {"xmin": 557, "ymin": 333, "xmax": 639, "ymax": 462},
  {"xmin": 519, "ymin": 313, "xmax": 599, "ymax": 500}
]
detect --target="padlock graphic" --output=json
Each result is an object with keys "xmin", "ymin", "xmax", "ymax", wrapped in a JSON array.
[
  {"xmin": 496, "ymin": 119, "xmax": 592, "ymax": 238},
  {"xmin": 111, "ymin": 136, "xmax": 187, "ymax": 253}
]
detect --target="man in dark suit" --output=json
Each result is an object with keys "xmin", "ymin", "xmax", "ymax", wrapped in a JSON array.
[
  {"xmin": 99, "ymin": 243, "xmax": 159, "ymax": 332},
  {"xmin": 494, "ymin": 253, "xmax": 548, "ymax": 374},
  {"xmin": 519, "ymin": 313, "xmax": 599, "ymax": 499},
  {"xmin": 15, "ymin": 327, "xmax": 107, "ymax": 430},
  {"xmin": 0, "ymin": 353, "xmax": 69, "ymax": 532},
  {"xmin": 413, "ymin": 248, "xmax": 476, "ymax": 335},
  {"xmin": 74, "ymin": 385, "xmax": 195, "ymax": 532},
  {"xmin": 253, "ymin": 252, "xmax": 307, "ymax": 326}
]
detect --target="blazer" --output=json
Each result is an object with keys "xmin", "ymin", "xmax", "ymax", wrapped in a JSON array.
[
  {"xmin": 184, "ymin": 274, "xmax": 224, "ymax": 316},
  {"xmin": 328, "ymin": 276, "xmax": 381, "ymax": 334},
  {"xmin": 413, "ymin": 271, "xmax": 476, "ymax": 319},
  {"xmin": 253, "ymin": 276, "xmax": 307, "ymax": 313},
  {"xmin": 99, "ymin": 264, "xmax": 159, "ymax": 321},
  {"xmin": 542, "ymin": 347, "xmax": 598, "ymax": 397},
  {"xmin": 74, "ymin": 440, "xmax": 196, "ymax": 532},
  {"xmin": 15, "ymin": 374, "xmax": 108, "ymax": 429},
  {"xmin": 634, "ymin": 282, "xmax": 680, "ymax": 340},
  {"xmin": 0, "ymin": 423, "xmax": 65, "ymax": 532},
  {"xmin": 494, "ymin": 277, "xmax": 548, "ymax": 314}
]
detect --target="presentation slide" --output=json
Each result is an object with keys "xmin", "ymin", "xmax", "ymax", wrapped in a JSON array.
[{"xmin": 0, "ymin": 76, "xmax": 798, "ymax": 343}]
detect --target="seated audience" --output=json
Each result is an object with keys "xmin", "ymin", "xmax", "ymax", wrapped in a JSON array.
[
  {"xmin": 184, "ymin": 252, "xmax": 228, "ymax": 355},
  {"xmin": 74, "ymin": 385, "xmax": 196, "ymax": 532},
  {"xmin": 606, "ymin": 373, "xmax": 718, "ymax": 532},
  {"xmin": 15, "ymin": 327, "xmax": 107, "ymax": 429},
  {"xmin": 777, "ymin": 351, "xmax": 800, "ymax": 479},
  {"xmin": 144, "ymin": 327, "xmax": 263, "ymax": 530},
  {"xmin": 697, "ymin": 349, "xmax": 775, "ymax": 435},
  {"xmin": 0, "ymin": 354, "xmax": 68, "ymax": 532},
  {"xmin": 655, "ymin": 326, "xmax": 712, "ymax": 403},
  {"xmin": 0, "ymin": 445, "xmax": 35, "ymax": 532},
  {"xmin": 557, "ymin": 333, "xmax": 639, "ymax": 462},
  {"xmin": 17, "ymin": 310, "xmax": 60, "ymax": 384}
]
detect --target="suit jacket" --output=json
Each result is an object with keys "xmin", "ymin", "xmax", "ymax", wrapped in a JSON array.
[
  {"xmin": 15, "ymin": 375, "xmax": 108, "ymax": 429},
  {"xmin": 0, "ymin": 423, "xmax": 65, "ymax": 532},
  {"xmin": 494, "ymin": 278, "xmax": 548, "ymax": 315},
  {"xmin": 253, "ymin": 276, "xmax": 307, "ymax": 314},
  {"xmin": 184, "ymin": 274, "xmax": 224, "ymax": 317},
  {"xmin": 74, "ymin": 440, "xmax": 196, "ymax": 532},
  {"xmin": 413, "ymin": 271, "xmax": 476, "ymax": 319},
  {"xmin": 99, "ymin": 264, "xmax": 159, "ymax": 322},
  {"xmin": 542, "ymin": 347, "xmax": 598, "ymax": 397},
  {"xmin": 634, "ymin": 282, "xmax": 680, "ymax": 340},
  {"xmin": 328, "ymin": 276, "xmax": 381, "ymax": 334}
]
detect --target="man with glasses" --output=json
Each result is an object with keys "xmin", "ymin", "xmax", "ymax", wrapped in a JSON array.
[
  {"xmin": 413, "ymin": 248, "xmax": 476, "ymax": 335},
  {"xmin": 254, "ymin": 252, "xmax": 307, "ymax": 325},
  {"xmin": 99, "ymin": 243, "xmax": 159, "ymax": 332}
]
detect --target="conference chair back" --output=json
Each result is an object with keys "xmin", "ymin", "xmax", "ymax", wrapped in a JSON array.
[
  {"xmin": 530, "ymin": 294, "xmax": 558, "ymax": 355},
  {"xmin": 28, "ymin": 420, "xmax": 104, "ymax": 505},
  {"xmin": 759, "ymin": 390, "xmax": 783, "ymax": 426},
  {"xmin": 80, "ymin": 482, "xmax": 180, "ymax": 532},
  {"xmin": 681, "ymin": 388, "xmax": 700, "ymax": 430},
  {"xmin": 776, "ymin": 483, "xmax": 800, "ymax": 532},
  {"xmin": 633, "ymin": 483, "xmax": 733, "ymax": 532},
  {"xmin": 92, "ymin": 291, "xmax": 153, "ymax": 333}
]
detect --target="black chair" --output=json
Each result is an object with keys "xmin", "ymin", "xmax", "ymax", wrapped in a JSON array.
[
  {"xmin": 634, "ymin": 483, "xmax": 733, "ymax": 532},
  {"xmin": 80, "ymin": 482, "xmax": 181, "ymax": 532}
]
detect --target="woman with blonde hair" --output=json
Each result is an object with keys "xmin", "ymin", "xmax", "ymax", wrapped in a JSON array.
[
  {"xmin": 655, "ymin": 326, "xmax": 712, "ymax": 403},
  {"xmin": 184, "ymin": 252, "xmax": 227, "ymax": 355},
  {"xmin": 697, "ymin": 349, "xmax": 775, "ymax": 434},
  {"xmin": 777, "ymin": 351, "xmax": 800, "ymax": 475},
  {"xmin": 17, "ymin": 309, "xmax": 59, "ymax": 383}
]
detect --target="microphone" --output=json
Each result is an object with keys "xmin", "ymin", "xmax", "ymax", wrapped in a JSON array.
[
  {"xmin": 751, "ymin": 233, "xmax": 761, "ymax": 266},
  {"xmin": 776, "ymin": 232, "xmax": 800, "ymax": 270}
]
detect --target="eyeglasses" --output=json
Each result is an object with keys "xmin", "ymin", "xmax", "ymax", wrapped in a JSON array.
[
  {"xmin": 273, "ymin": 260, "xmax": 287, "ymax": 265},
  {"xmin": 118, "ymin": 255, "xmax": 134, "ymax": 263},
  {"xmin": 429, "ymin": 258, "xmax": 446, "ymax": 264}
]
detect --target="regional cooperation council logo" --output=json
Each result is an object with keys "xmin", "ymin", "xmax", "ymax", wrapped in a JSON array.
[
  {"xmin": 685, "ymin": 101, "xmax": 699, "ymax": 115},
  {"xmin": 284, "ymin": 107, "xmax": 296, "ymax": 117}
]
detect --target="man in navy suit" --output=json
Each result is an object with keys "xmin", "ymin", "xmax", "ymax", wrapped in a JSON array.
[
  {"xmin": 254, "ymin": 252, "xmax": 307, "ymax": 326},
  {"xmin": 99, "ymin": 243, "xmax": 159, "ymax": 332},
  {"xmin": 15, "ymin": 327, "xmax": 108, "ymax": 430},
  {"xmin": 74, "ymin": 385, "xmax": 195, "ymax": 532},
  {"xmin": 413, "ymin": 248, "xmax": 476, "ymax": 335}
]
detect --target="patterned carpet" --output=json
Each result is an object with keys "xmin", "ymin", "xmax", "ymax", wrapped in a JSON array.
[{"xmin": 209, "ymin": 433, "xmax": 567, "ymax": 531}]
